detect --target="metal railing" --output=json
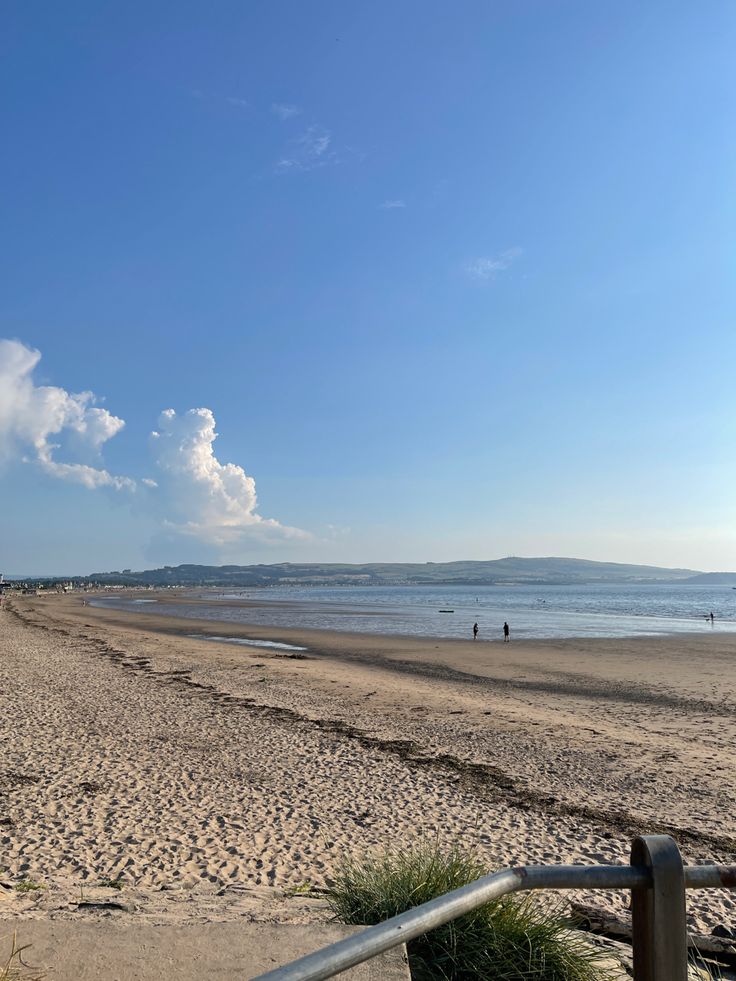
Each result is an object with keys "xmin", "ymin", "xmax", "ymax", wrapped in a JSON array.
[{"xmin": 253, "ymin": 836, "xmax": 736, "ymax": 981}]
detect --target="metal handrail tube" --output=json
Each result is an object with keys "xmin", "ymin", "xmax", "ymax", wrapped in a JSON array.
[
  {"xmin": 252, "ymin": 863, "xmax": 736, "ymax": 981},
  {"xmin": 684, "ymin": 865, "xmax": 736, "ymax": 889}
]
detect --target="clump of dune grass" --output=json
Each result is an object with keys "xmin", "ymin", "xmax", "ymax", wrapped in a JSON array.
[
  {"xmin": 327, "ymin": 844, "xmax": 617, "ymax": 980},
  {"xmin": 12, "ymin": 882, "xmax": 43, "ymax": 894},
  {"xmin": 96, "ymin": 878, "xmax": 124, "ymax": 891}
]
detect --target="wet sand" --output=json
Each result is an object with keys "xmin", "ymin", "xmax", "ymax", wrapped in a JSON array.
[{"xmin": 1, "ymin": 592, "xmax": 735, "ymax": 936}]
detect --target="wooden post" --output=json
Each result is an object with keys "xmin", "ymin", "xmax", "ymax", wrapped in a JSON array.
[{"xmin": 631, "ymin": 834, "xmax": 688, "ymax": 981}]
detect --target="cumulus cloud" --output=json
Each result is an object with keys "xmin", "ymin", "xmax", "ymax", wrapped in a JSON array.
[
  {"xmin": 149, "ymin": 407, "xmax": 307, "ymax": 545},
  {"xmin": 379, "ymin": 199, "xmax": 406, "ymax": 210},
  {"xmin": 466, "ymin": 247, "xmax": 523, "ymax": 282},
  {"xmin": 0, "ymin": 338, "xmax": 308, "ymax": 551},
  {"xmin": 0, "ymin": 339, "xmax": 132, "ymax": 490}
]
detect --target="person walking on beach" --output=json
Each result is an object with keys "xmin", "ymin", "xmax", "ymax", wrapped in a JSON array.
[
  {"xmin": 473, "ymin": 622, "xmax": 479, "ymax": 640},
  {"xmin": 503, "ymin": 621, "xmax": 510, "ymax": 642},
  {"xmin": 710, "ymin": 611, "xmax": 715, "ymax": 625}
]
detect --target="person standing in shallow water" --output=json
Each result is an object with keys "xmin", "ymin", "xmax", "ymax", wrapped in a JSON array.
[
  {"xmin": 473, "ymin": 622, "xmax": 479, "ymax": 640},
  {"xmin": 503, "ymin": 621, "xmax": 510, "ymax": 642}
]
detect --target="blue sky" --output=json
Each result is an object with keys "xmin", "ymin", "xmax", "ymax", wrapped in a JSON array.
[{"xmin": 1, "ymin": 1, "xmax": 734, "ymax": 575}]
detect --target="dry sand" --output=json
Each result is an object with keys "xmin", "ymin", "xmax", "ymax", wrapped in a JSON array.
[{"xmin": 1, "ymin": 592, "xmax": 735, "ymax": 939}]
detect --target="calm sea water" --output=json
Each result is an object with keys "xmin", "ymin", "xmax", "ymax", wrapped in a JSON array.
[{"xmin": 92, "ymin": 583, "xmax": 736, "ymax": 641}]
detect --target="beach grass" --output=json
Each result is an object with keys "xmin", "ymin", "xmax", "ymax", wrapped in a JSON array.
[
  {"xmin": 0, "ymin": 932, "xmax": 44, "ymax": 981},
  {"xmin": 328, "ymin": 844, "xmax": 617, "ymax": 980},
  {"xmin": 12, "ymin": 882, "xmax": 43, "ymax": 894},
  {"xmin": 97, "ymin": 878, "xmax": 124, "ymax": 891}
]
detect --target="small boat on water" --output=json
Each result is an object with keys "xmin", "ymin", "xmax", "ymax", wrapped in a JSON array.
[{"xmin": 438, "ymin": 609, "xmax": 454, "ymax": 613}]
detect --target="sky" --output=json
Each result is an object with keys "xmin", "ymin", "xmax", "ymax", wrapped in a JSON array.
[{"xmin": 1, "ymin": 1, "xmax": 735, "ymax": 575}]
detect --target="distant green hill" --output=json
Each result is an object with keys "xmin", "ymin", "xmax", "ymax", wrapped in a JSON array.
[
  {"xmin": 684, "ymin": 572, "xmax": 736, "ymax": 585},
  {"xmin": 85, "ymin": 556, "xmax": 706, "ymax": 587}
]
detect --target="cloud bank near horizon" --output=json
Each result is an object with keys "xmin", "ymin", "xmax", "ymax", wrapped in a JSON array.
[{"xmin": 0, "ymin": 339, "xmax": 305, "ymax": 548}]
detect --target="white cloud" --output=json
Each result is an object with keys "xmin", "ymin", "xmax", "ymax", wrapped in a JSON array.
[
  {"xmin": 272, "ymin": 102, "xmax": 300, "ymax": 120},
  {"xmin": 379, "ymin": 199, "xmax": 406, "ymax": 210},
  {"xmin": 303, "ymin": 127, "xmax": 331, "ymax": 156},
  {"xmin": 149, "ymin": 407, "xmax": 308, "ymax": 545},
  {"xmin": 0, "ymin": 339, "xmax": 309, "ymax": 551},
  {"xmin": 466, "ymin": 247, "xmax": 523, "ymax": 282},
  {"xmin": 275, "ymin": 125, "xmax": 336, "ymax": 173},
  {"xmin": 227, "ymin": 96, "xmax": 249, "ymax": 108},
  {"xmin": 0, "ymin": 339, "xmax": 133, "ymax": 490}
]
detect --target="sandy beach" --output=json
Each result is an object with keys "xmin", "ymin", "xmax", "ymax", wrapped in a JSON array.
[{"xmin": 1, "ymin": 592, "xmax": 735, "ymax": 939}]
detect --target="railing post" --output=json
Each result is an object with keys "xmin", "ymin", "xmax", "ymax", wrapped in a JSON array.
[{"xmin": 630, "ymin": 834, "xmax": 688, "ymax": 981}]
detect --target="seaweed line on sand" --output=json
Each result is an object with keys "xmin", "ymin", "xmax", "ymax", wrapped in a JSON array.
[{"xmin": 7, "ymin": 601, "xmax": 736, "ymax": 859}]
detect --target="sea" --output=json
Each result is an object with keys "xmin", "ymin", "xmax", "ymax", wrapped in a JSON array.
[{"xmin": 91, "ymin": 582, "xmax": 736, "ymax": 642}]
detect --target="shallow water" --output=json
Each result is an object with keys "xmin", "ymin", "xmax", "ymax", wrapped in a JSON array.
[
  {"xmin": 91, "ymin": 582, "xmax": 736, "ymax": 641},
  {"xmin": 186, "ymin": 634, "xmax": 307, "ymax": 651}
]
